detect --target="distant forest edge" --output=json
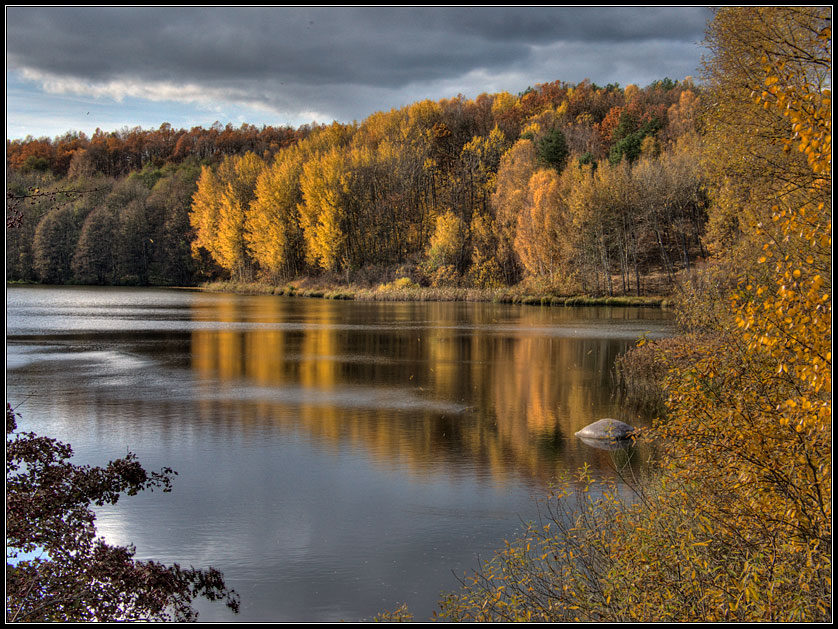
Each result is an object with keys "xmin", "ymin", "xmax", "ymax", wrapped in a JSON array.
[{"xmin": 7, "ymin": 76, "xmax": 713, "ymax": 296}]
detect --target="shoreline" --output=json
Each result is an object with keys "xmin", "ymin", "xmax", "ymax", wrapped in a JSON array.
[
  {"xmin": 8, "ymin": 279, "xmax": 673, "ymax": 308},
  {"xmin": 197, "ymin": 279, "xmax": 673, "ymax": 308}
]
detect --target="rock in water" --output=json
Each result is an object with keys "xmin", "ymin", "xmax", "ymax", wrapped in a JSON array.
[{"xmin": 575, "ymin": 418, "xmax": 636, "ymax": 441}]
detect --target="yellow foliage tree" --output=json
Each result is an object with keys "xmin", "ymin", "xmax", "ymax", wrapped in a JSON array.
[
  {"xmin": 461, "ymin": 126, "xmax": 508, "ymax": 209},
  {"xmin": 490, "ymin": 139, "xmax": 538, "ymax": 283},
  {"xmin": 426, "ymin": 210, "xmax": 466, "ymax": 272},
  {"xmin": 189, "ymin": 164, "xmax": 223, "ymax": 263},
  {"xmin": 649, "ymin": 26, "xmax": 831, "ymax": 617},
  {"xmin": 298, "ymin": 147, "xmax": 349, "ymax": 272},
  {"xmin": 189, "ymin": 153, "xmax": 264, "ymax": 279},
  {"xmin": 700, "ymin": 6, "xmax": 829, "ymax": 273},
  {"xmin": 514, "ymin": 168, "xmax": 565, "ymax": 282},
  {"xmin": 215, "ymin": 153, "xmax": 264, "ymax": 278},
  {"xmin": 246, "ymin": 146, "xmax": 305, "ymax": 280}
]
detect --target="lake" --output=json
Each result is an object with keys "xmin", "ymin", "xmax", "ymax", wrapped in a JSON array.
[{"xmin": 5, "ymin": 285, "xmax": 673, "ymax": 621}]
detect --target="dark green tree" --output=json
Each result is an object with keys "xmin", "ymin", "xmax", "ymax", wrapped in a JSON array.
[
  {"xmin": 536, "ymin": 127, "xmax": 569, "ymax": 173},
  {"xmin": 146, "ymin": 163, "xmax": 201, "ymax": 285},
  {"xmin": 72, "ymin": 206, "xmax": 118, "ymax": 284},
  {"xmin": 32, "ymin": 207, "xmax": 78, "ymax": 284}
]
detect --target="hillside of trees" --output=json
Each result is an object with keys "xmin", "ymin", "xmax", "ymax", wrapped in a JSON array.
[{"xmin": 7, "ymin": 76, "xmax": 705, "ymax": 296}]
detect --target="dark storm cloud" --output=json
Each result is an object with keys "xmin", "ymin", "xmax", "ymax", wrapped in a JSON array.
[{"xmin": 6, "ymin": 6, "xmax": 712, "ymax": 125}]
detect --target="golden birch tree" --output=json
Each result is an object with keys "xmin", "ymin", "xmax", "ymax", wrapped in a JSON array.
[{"xmin": 246, "ymin": 146, "xmax": 305, "ymax": 280}]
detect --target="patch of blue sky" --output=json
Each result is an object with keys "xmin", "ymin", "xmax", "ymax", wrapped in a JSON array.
[{"xmin": 6, "ymin": 70, "xmax": 297, "ymax": 141}]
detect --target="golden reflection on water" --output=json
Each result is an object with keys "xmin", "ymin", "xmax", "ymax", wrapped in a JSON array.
[{"xmin": 190, "ymin": 297, "xmax": 659, "ymax": 484}]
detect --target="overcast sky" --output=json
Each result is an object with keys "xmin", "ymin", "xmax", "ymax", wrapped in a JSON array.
[{"xmin": 6, "ymin": 6, "xmax": 714, "ymax": 141}]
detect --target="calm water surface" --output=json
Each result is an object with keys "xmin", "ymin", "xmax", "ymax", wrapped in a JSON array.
[{"xmin": 6, "ymin": 286, "xmax": 673, "ymax": 621}]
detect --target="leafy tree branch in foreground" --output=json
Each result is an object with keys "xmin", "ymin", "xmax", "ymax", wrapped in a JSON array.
[{"xmin": 5, "ymin": 404, "xmax": 240, "ymax": 622}]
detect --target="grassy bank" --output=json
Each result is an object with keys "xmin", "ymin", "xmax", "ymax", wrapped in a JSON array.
[{"xmin": 199, "ymin": 278, "xmax": 672, "ymax": 308}]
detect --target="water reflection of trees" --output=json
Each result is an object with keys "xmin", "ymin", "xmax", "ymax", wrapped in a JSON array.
[{"xmin": 189, "ymin": 298, "xmax": 658, "ymax": 484}]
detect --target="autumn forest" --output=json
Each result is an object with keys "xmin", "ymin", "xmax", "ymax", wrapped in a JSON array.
[{"xmin": 8, "ymin": 68, "xmax": 706, "ymax": 297}]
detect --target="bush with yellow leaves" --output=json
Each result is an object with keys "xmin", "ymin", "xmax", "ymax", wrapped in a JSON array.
[{"xmin": 427, "ymin": 9, "xmax": 831, "ymax": 623}]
